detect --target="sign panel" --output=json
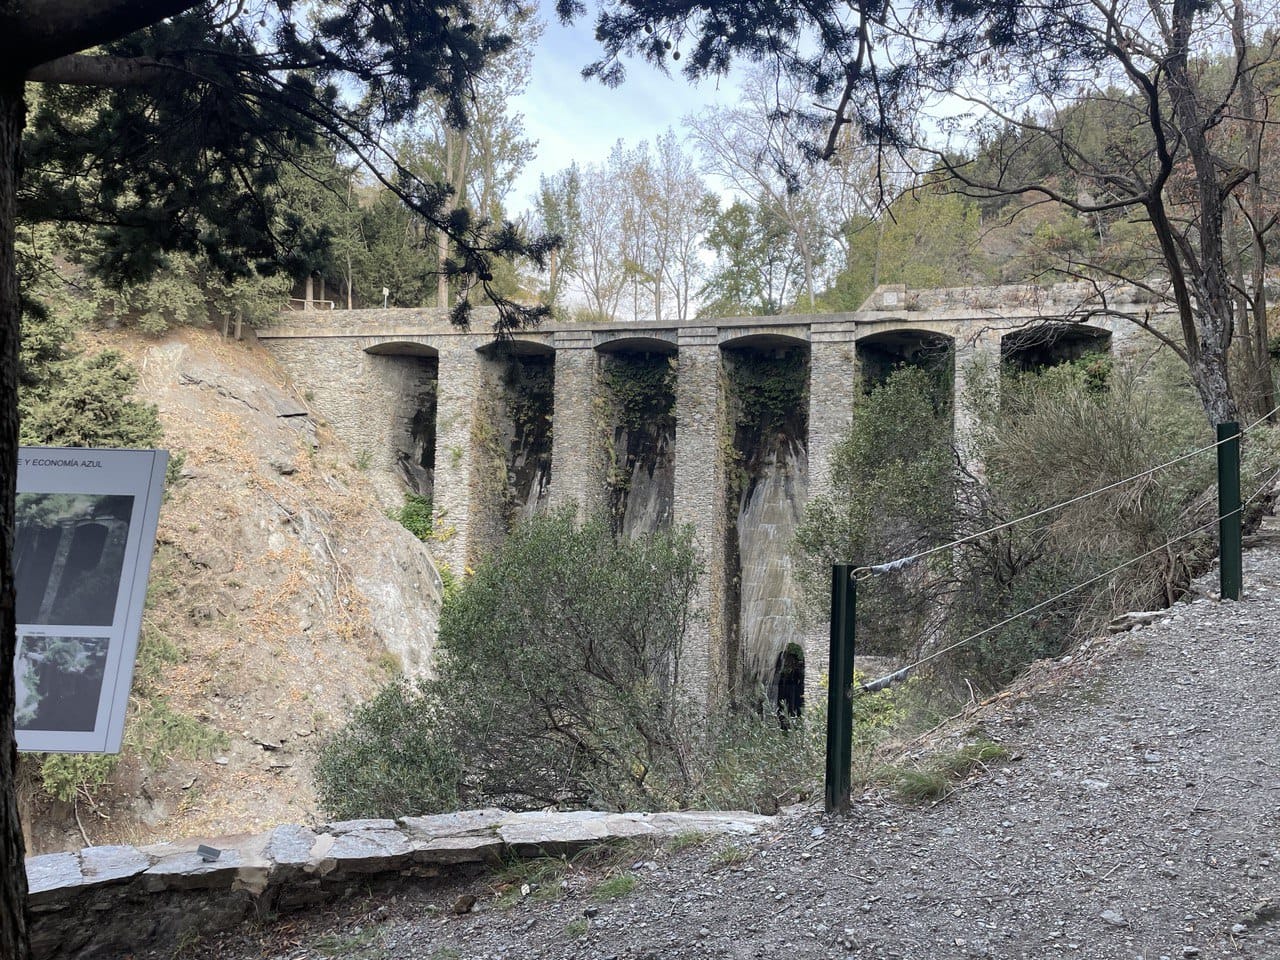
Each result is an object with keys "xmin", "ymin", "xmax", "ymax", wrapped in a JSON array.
[{"xmin": 13, "ymin": 448, "xmax": 168, "ymax": 753}]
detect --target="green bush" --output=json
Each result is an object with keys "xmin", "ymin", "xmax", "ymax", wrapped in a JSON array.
[
  {"xmin": 38, "ymin": 753, "xmax": 119, "ymax": 804},
  {"xmin": 316, "ymin": 509, "xmax": 896, "ymax": 818},
  {"xmin": 390, "ymin": 493, "xmax": 434, "ymax": 541},
  {"xmin": 313, "ymin": 678, "xmax": 462, "ymax": 820},
  {"xmin": 796, "ymin": 353, "xmax": 1226, "ymax": 690},
  {"xmin": 431, "ymin": 508, "xmax": 703, "ymax": 811},
  {"xmin": 957, "ymin": 359, "xmax": 1213, "ymax": 682}
]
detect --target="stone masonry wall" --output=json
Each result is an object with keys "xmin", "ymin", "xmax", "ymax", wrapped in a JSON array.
[
  {"xmin": 258, "ymin": 286, "xmax": 1166, "ymax": 705},
  {"xmin": 25, "ymin": 808, "xmax": 769, "ymax": 960},
  {"xmin": 549, "ymin": 331, "xmax": 606, "ymax": 518},
  {"xmin": 672, "ymin": 331, "xmax": 728, "ymax": 706}
]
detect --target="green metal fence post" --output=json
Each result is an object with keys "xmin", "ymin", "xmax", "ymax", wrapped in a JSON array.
[
  {"xmin": 1218, "ymin": 420, "xmax": 1243, "ymax": 601},
  {"xmin": 825, "ymin": 564, "xmax": 856, "ymax": 815}
]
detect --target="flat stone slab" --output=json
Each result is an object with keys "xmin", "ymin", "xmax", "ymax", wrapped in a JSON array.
[
  {"xmin": 144, "ymin": 847, "xmax": 247, "ymax": 892},
  {"xmin": 643, "ymin": 811, "xmax": 771, "ymax": 836},
  {"xmin": 265, "ymin": 824, "xmax": 319, "ymax": 871},
  {"xmin": 400, "ymin": 808, "xmax": 507, "ymax": 839},
  {"xmin": 80, "ymin": 845, "xmax": 150, "ymax": 887},
  {"xmin": 325, "ymin": 828, "xmax": 415, "ymax": 875},
  {"xmin": 26, "ymin": 853, "xmax": 82, "ymax": 906},
  {"xmin": 499, "ymin": 813, "xmax": 613, "ymax": 855},
  {"xmin": 412, "ymin": 833, "xmax": 506, "ymax": 865},
  {"xmin": 320, "ymin": 818, "xmax": 398, "ymax": 834}
]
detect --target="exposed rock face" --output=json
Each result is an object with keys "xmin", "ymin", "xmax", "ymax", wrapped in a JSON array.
[{"xmin": 23, "ymin": 326, "xmax": 443, "ymax": 854}]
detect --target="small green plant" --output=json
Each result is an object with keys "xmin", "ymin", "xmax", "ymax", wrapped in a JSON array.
[
  {"xmin": 667, "ymin": 830, "xmax": 709, "ymax": 854},
  {"xmin": 710, "ymin": 843, "xmax": 750, "ymax": 868},
  {"xmin": 564, "ymin": 918, "xmax": 590, "ymax": 939},
  {"xmin": 493, "ymin": 856, "xmax": 570, "ymax": 907},
  {"xmin": 883, "ymin": 738, "xmax": 1009, "ymax": 805},
  {"xmin": 164, "ymin": 450, "xmax": 188, "ymax": 488},
  {"xmin": 592, "ymin": 872, "xmax": 637, "ymax": 900},
  {"xmin": 885, "ymin": 766, "xmax": 952, "ymax": 804},
  {"xmin": 38, "ymin": 753, "xmax": 119, "ymax": 803},
  {"xmin": 355, "ymin": 449, "xmax": 373, "ymax": 471},
  {"xmin": 131, "ymin": 699, "xmax": 229, "ymax": 765},
  {"xmin": 390, "ymin": 493, "xmax": 433, "ymax": 541},
  {"xmin": 313, "ymin": 927, "xmax": 384, "ymax": 959}
]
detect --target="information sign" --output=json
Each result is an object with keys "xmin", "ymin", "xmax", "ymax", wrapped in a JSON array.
[{"xmin": 13, "ymin": 447, "xmax": 168, "ymax": 753}]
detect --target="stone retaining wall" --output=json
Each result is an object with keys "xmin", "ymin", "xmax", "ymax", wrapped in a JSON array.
[{"xmin": 25, "ymin": 808, "xmax": 770, "ymax": 959}]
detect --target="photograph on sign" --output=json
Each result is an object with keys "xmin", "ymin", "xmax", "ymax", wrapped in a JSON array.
[
  {"xmin": 15, "ymin": 493, "xmax": 135, "ymax": 627},
  {"xmin": 12, "ymin": 448, "xmax": 168, "ymax": 754},
  {"xmin": 15, "ymin": 634, "xmax": 110, "ymax": 732}
]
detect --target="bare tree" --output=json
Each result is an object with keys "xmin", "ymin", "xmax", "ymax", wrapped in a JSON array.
[
  {"xmin": 915, "ymin": 0, "xmax": 1280, "ymax": 424},
  {"xmin": 685, "ymin": 67, "xmax": 845, "ymax": 309}
]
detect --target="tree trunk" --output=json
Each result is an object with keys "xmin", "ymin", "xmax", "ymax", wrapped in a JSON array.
[
  {"xmin": 303, "ymin": 274, "xmax": 313, "ymax": 310},
  {"xmin": 437, "ymin": 226, "xmax": 448, "ymax": 308},
  {"xmin": 0, "ymin": 81, "xmax": 31, "ymax": 960},
  {"xmin": 548, "ymin": 247, "xmax": 558, "ymax": 308},
  {"xmin": 1235, "ymin": 7, "xmax": 1276, "ymax": 421},
  {"xmin": 1189, "ymin": 335, "xmax": 1238, "ymax": 427}
]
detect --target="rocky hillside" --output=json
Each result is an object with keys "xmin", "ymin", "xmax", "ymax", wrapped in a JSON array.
[{"xmin": 21, "ymin": 325, "xmax": 443, "ymax": 854}]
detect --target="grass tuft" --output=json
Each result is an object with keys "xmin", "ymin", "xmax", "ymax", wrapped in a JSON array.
[
  {"xmin": 592, "ymin": 872, "xmax": 637, "ymax": 900},
  {"xmin": 882, "ymin": 738, "xmax": 1010, "ymax": 805}
]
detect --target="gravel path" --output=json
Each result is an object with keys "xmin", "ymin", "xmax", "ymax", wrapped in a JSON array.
[{"xmin": 191, "ymin": 539, "xmax": 1280, "ymax": 960}]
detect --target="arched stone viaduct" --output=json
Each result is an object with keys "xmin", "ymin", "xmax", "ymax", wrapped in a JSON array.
[{"xmin": 260, "ymin": 282, "xmax": 1159, "ymax": 707}]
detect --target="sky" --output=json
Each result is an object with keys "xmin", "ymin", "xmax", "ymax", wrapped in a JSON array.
[{"xmin": 505, "ymin": 3, "xmax": 745, "ymax": 215}]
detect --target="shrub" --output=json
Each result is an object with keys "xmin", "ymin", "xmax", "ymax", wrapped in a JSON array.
[
  {"xmin": 431, "ymin": 508, "xmax": 702, "ymax": 811},
  {"xmin": 390, "ymin": 493, "xmax": 434, "ymax": 541},
  {"xmin": 38, "ymin": 753, "xmax": 119, "ymax": 804},
  {"xmin": 313, "ymin": 677, "xmax": 462, "ymax": 820},
  {"xmin": 797, "ymin": 353, "xmax": 1225, "ymax": 690},
  {"xmin": 957, "ymin": 360, "xmax": 1214, "ymax": 682},
  {"xmin": 316, "ymin": 509, "xmax": 900, "ymax": 819}
]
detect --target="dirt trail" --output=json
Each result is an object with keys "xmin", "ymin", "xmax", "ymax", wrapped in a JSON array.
[{"xmin": 187, "ymin": 528, "xmax": 1280, "ymax": 960}]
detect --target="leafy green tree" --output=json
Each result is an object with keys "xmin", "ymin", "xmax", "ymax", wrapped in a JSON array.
[
  {"xmin": 794, "ymin": 368, "xmax": 956, "ymax": 656},
  {"xmin": 531, "ymin": 165, "xmax": 583, "ymax": 312},
  {"xmin": 699, "ymin": 200, "xmax": 801, "ymax": 317},
  {"xmin": 818, "ymin": 187, "xmax": 988, "ymax": 311}
]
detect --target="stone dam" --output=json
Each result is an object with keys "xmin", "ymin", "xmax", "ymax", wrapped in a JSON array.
[{"xmin": 259, "ymin": 282, "xmax": 1158, "ymax": 711}]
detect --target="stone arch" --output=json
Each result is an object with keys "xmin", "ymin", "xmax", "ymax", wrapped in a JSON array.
[
  {"xmin": 771, "ymin": 641, "xmax": 805, "ymax": 722},
  {"xmin": 718, "ymin": 330, "xmax": 810, "ymax": 351},
  {"xmin": 477, "ymin": 339, "xmax": 555, "ymax": 533},
  {"xmin": 475, "ymin": 338, "xmax": 555, "ymax": 359},
  {"xmin": 594, "ymin": 333, "xmax": 678, "ymax": 355},
  {"xmin": 595, "ymin": 337, "xmax": 678, "ymax": 540},
  {"xmin": 855, "ymin": 328, "xmax": 956, "ymax": 394},
  {"xmin": 719, "ymin": 333, "xmax": 811, "ymax": 707},
  {"xmin": 362, "ymin": 340, "xmax": 441, "ymax": 498},
  {"xmin": 1000, "ymin": 322, "xmax": 1113, "ymax": 373}
]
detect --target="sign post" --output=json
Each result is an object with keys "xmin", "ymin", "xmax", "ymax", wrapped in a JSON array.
[{"xmin": 825, "ymin": 564, "xmax": 856, "ymax": 814}]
